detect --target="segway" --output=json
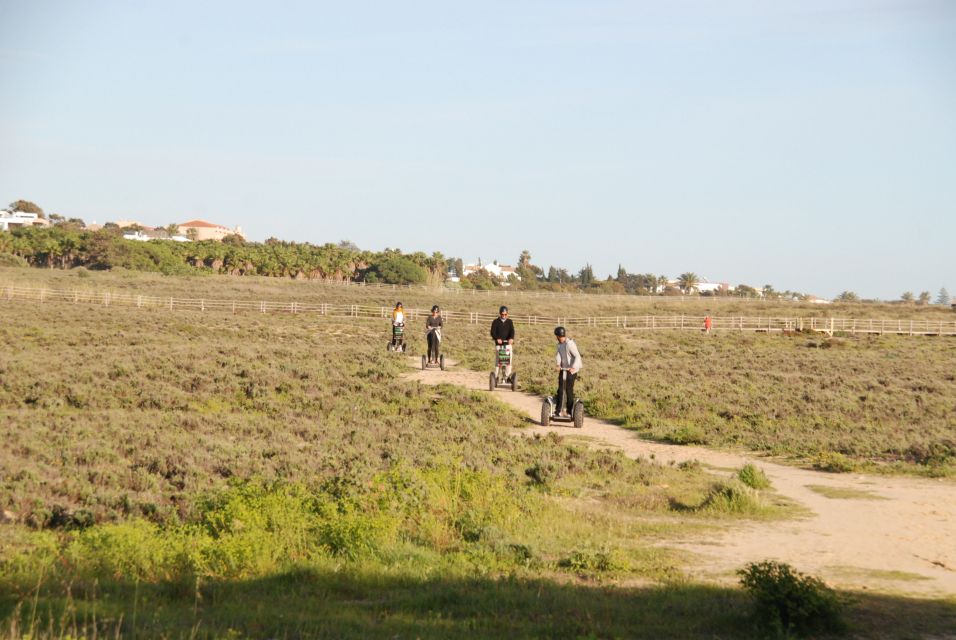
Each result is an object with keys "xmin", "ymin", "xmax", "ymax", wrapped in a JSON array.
[
  {"xmin": 489, "ymin": 343, "xmax": 517, "ymax": 391},
  {"xmin": 541, "ymin": 369, "xmax": 583, "ymax": 428},
  {"xmin": 422, "ymin": 328, "xmax": 446, "ymax": 370},
  {"xmin": 387, "ymin": 323, "xmax": 407, "ymax": 352}
]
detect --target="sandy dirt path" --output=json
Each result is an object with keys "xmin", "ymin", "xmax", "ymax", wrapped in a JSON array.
[{"xmin": 406, "ymin": 360, "xmax": 956, "ymax": 598}]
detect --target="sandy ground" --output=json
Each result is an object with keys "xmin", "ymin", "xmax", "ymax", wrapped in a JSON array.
[{"xmin": 406, "ymin": 359, "xmax": 956, "ymax": 598}]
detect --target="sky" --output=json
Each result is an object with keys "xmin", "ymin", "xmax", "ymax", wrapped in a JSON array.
[{"xmin": 1, "ymin": 0, "xmax": 954, "ymax": 299}]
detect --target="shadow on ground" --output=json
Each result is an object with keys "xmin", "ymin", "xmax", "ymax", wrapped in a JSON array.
[{"xmin": 3, "ymin": 568, "xmax": 955, "ymax": 638}]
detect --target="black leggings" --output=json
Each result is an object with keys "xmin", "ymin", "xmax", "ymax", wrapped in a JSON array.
[
  {"xmin": 556, "ymin": 371, "xmax": 577, "ymax": 414},
  {"xmin": 427, "ymin": 331, "xmax": 440, "ymax": 360}
]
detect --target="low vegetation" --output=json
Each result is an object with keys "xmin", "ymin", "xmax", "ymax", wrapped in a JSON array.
[
  {"xmin": 444, "ymin": 322, "xmax": 956, "ymax": 476},
  {"xmin": 1, "ymin": 269, "xmax": 954, "ymax": 636},
  {"xmin": 738, "ymin": 560, "xmax": 845, "ymax": 637}
]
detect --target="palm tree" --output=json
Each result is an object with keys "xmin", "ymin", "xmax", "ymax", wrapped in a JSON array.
[{"xmin": 678, "ymin": 272, "xmax": 699, "ymax": 294}]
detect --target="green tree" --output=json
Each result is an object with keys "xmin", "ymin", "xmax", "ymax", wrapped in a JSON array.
[
  {"xmin": 900, "ymin": 291, "xmax": 914, "ymax": 304},
  {"xmin": 837, "ymin": 291, "xmax": 859, "ymax": 302},
  {"xmin": 918, "ymin": 291, "xmax": 931, "ymax": 305},
  {"xmin": 677, "ymin": 272, "xmax": 699, "ymax": 294},
  {"xmin": 578, "ymin": 264, "xmax": 595, "ymax": 286},
  {"xmin": 186, "ymin": 228, "xmax": 199, "ymax": 242},
  {"xmin": 735, "ymin": 284, "xmax": 758, "ymax": 298},
  {"xmin": 937, "ymin": 288, "xmax": 951, "ymax": 305},
  {"xmin": 365, "ymin": 254, "xmax": 428, "ymax": 285},
  {"xmin": 7, "ymin": 200, "xmax": 45, "ymax": 218}
]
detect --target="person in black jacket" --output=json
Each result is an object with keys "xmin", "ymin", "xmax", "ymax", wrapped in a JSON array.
[
  {"xmin": 490, "ymin": 305, "xmax": 515, "ymax": 380},
  {"xmin": 490, "ymin": 306, "xmax": 515, "ymax": 345}
]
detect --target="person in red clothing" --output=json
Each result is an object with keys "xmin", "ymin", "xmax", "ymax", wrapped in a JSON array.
[{"xmin": 704, "ymin": 315, "xmax": 712, "ymax": 334}]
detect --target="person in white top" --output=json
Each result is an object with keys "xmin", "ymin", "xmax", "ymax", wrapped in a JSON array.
[{"xmin": 553, "ymin": 326, "xmax": 583, "ymax": 417}]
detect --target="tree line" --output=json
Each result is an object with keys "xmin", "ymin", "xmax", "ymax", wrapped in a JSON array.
[{"xmin": 3, "ymin": 201, "xmax": 949, "ymax": 302}]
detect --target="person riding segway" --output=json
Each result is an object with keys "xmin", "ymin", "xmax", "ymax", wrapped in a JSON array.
[
  {"xmin": 541, "ymin": 326, "xmax": 584, "ymax": 428},
  {"xmin": 388, "ymin": 302, "xmax": 407, "ymax": 352},
  {"xmin": 489, "ymin": 305, "xmax": 516, "ymax": 391},
  {"xmin": 422, "ymin": 305, "xmax": 445, "ymax": 370}
]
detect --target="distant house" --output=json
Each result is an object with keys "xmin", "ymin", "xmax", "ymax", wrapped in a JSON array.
[
  {"xmin": 177, "ymin": 219, "xmax": 246, "ymax": 242},
  {"xmin": 122, "ymin": 230, "xmax": 151, "ymax": 241},
  {"xmin": 462, "ymin": 261, "xmax": 521, "ymax": 283},
  {"xmin": 696, "ymin": 280, "xmax": 729, "ymax": 294},
  {"xmin": 0, "ymin": 211, "xmax": 50, "ymax": 231},
  {"xmin": 446, "ymin": 269, "xmax": 460, "ymax": 283}
]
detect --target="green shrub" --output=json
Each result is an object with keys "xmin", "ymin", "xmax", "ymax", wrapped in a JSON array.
[
  {"xmin": 737, "ymin": 464, "xmax": 771, "ymax": 490},
  {"xmin": 559, "ymin": 547, "xmax": 628, "ymax": 575},
  {"xmin": 0, "ymin": 252, "xmax": 28, "ymax": 267},
  {"xmin": 664, "ymin": 424, "xmax": 708, "ymax": 445},
  {"xmin": 698, "ymin": 480, "xmax": 765, "ymax": 515},
  {"xmin": 738, "ymin": 560, "xmax": 844, "ymax": 637},
  {"xmin": 813, "ymin": 451, "xmax": 855, "ymax": 473}
]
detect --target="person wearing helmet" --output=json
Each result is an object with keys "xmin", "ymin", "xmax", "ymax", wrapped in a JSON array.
[
  {"xmin": 425, "ymin": 305, "xmax": 444, "ymax": 364},
  {"xmin": 390, "ymin": 302, "xmax": 405, "ymax": 348},
  {"xmin": 553, "ymin": 326, "xmax": 583, "ymax": 417},
  {"xmin": 490, "ymin": 305, "xmax": 515, "ymax": 379}
]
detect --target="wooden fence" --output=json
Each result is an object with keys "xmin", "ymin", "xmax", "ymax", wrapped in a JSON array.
[{"xmin": 3, "ymin": 283, "xmax": 955, "ymax": 336}]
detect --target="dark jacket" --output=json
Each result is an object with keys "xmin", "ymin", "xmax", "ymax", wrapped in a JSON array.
[{"xmin": 490, "ymin": 317, "xmax": 515, "ymax": 342}]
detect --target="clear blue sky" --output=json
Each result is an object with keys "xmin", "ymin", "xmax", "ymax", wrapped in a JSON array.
[{"xmin": 2, "ymin": 0, "xmax": 954, "ymax": 299}]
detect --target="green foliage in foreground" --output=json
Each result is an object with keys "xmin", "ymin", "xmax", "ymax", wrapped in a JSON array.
[{"xmin": 739, "ymin": 561, "xmax": 845, "ymax": 637}]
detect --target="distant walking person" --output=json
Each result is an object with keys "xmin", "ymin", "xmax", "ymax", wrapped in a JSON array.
[
  {"xmin": 553, "ymin": 326, "xmax": 583, "ymax": 417},
  {"xmin": 704, "ymin": 315, "xmax": 712, "ymax": 334}
]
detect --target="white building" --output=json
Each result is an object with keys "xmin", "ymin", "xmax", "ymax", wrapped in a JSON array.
[
  {"xmin": 462, "ymin": 261, "xmax": 521, "ymax": 283},
  {"xmin": 0, "ymin": 211, "xmax": 50, "ymax": 231}
]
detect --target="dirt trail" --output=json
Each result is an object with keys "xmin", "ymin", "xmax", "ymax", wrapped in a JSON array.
[{"xmin": 406, "ymin": 360, "xmax": 956, "ymax": 597}]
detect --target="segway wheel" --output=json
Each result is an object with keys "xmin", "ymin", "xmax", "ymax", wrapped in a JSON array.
[
  {"xmin": 421, "ymin": 355, "xmax": 427, "ymax": 370},
  {"xmin": 572, "ymin": 401, "xmax": 584, "ymax": 429},
  {"xmin": 488, "ymin": 372, "xmax": 496, "ymax": 392},
  {"xmin": 510, "ymin": 373, "xmax": 517, "ymax": 392},
  {"xmin": 387, "ymin": 343, "xmax": 392, "ymax": 352},
  {"xmin": 401, "ymin": 343, "xmax": 407, "ymax": 353},
  {"xmin": 540, "ymin": 401, "xmax": 551, "ymax": 427},
  {"xmin": 439, "ymin": 354, "xmax": 445, "ymax": 371}
]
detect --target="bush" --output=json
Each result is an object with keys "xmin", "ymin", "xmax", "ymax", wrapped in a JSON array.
[
  {"xmin": 813, "ymin": 451, "xmax": 855, "ymax": 473},
  {"xmin": 698, "ymin": 480, "xmax": 765, "ymax": 515},
  {"xmin": 737, "ymin": 464, "xmax": 771, "ymax": 490},
  {"xmin": 738, "ymin": 560, "xmax": 844, "ymax": 637},
  {"xmin": 559, "ymin": 548, "xmax": 627, "ymax": 575},
  {"xmin": 0, "ymin": 252, "xmax": 28, "ymax": 267},
  {"xmin": 663, "ymin": 424, "xmax": 708, "ymax": 445}
]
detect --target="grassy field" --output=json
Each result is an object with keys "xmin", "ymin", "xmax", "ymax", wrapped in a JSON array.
[
  {"xmin": 433, "ymin": 322, "xmax": 956, "ymax": 476},
  {"xmin": 4, "ymin": 265, "xmax": 956, "ymax": 320},
  {"xmin": 1, "ymin": 267, "xmax": 955, "ymax": 636}
]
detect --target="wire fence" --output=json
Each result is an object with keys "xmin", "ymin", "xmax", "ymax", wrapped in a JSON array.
[
  {"xmin": 3, "ymin": 283, "xmax": 955, "ymax": 336},
  {"xmin": 303, "ymin": 278, "xmax": 799, "ymax": 303}
]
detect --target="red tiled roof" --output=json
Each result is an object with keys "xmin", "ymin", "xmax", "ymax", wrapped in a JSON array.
[{"xmin": 179, "ymin": 219, "xmax": 224, "ymax": 229}]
